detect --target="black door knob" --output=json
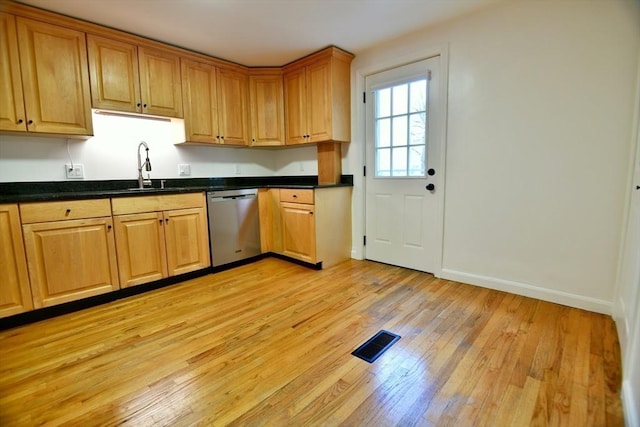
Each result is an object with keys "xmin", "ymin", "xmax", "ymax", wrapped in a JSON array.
[
  {"xmin": 427, "ymin": 168, "xmax": 436, "ymax": 176},
  {"xmin": 425, "ymin": 183, "xmax": 435, "ymax": 191}
]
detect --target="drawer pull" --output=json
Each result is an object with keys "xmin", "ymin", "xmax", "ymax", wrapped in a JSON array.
[{"xmin": 65, "ymin": 209, "xmax": 71, "ymax": 216}]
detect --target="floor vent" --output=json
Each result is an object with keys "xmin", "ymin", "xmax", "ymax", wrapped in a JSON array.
[{"xmin": 352, "ymin": 330, "xmax": 401, "ymax": 363}]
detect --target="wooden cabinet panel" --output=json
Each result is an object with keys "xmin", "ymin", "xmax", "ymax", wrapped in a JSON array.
[
  {"xmin": 0, "ymin": 204, "xmax": 33, "ymax": 318},
  {"xmin": 279, "ymin": 189, "xmax": 314, "ymax": 204},
  {"xmin": 181, "ymin": 58, "xmax": 219, "ymax": 142},
  {"xmin": 281, "ymin": 202, "xmax": 316, "ymax": 263},
  {"xmin": 112, "ymin": 193, "xmax": 209, "ymax": 287},
  {"xmin": 111, "ymin": 193, "xmax": 205, "ymax": 215},
  {"xmin": 113, "ymin": 212, "xmax": 167, "ymax": 288},
  {"xmin": 283, "ymin": 47, "xmax": 353, "ymax": 146},
  {"xmin": 217, "ymin": 67, "xmax": 249, "ymax": 145},
  {"xmin": 23, "ymin": 217, "xmax": 119, "ymax": 308},
  {"xmin": 88, "ymin": 37, "xmax": 182, "ymax": 117},
  {"xmin": 0, "ymin": 13, "xmax": 27, "ymax": 132},
  {"xmin": 258, "ymin": 188, "xmax": 282, "ymax": 253},
  {"xmin": 306, "ymin": 59, "xmax": 332, "ymax": 142},
  {"xmin": 20, "ymin": 198, "xmax": 112, "ymax": 224},
  {"xmin": 16, "ymin": 17, "xmax": 93, "ymax": 135},
  {"xmin": 249, "ymin": 72, "xmax": 285, "ymax": 146},
  {"xmin": 87, "ymin": 34, "xmax": 141, "ymax": 113},
  {"xmin": 283, "ymin": 66, "xmax": 308, "ymax": 145},
  {"xmin": 138, "ymin": 46, "xmax": 183, "ymax": 118},
  {"xmin": 181, "ymin": 58, "xmax": 249, "ymax": 145},
  {"xmin": 164, "ymin": 207, "xmax": 210, "ymax": 276}
]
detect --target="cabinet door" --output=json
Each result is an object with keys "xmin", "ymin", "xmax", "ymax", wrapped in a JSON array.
[
  {"xmin": 87, "ymin": 34, "xmax": 141, "ymax": 113},
  {"xmin": 113, "ymin": 212, "xmax": 167, "ymax": 288},
  {"xmin": 283, "ymin": 66, "xmax": 308, "ymax": 145},
  {"xmin": 0, "ymin": 204, "xmax": 33, "ymax": 318},
  {"xmin": 23, "ymin": 217, "xmax": 119, "ymax": 308},
  {"xmin": 217, "ymin": 67, "xmax": 249, "ymax": 146},
  {"xmin": 164, "ymin": 207, "xmax": 210, "ymax": 276},
  {"xmin": 181, "ymin": 58, "xmax": 219, "ymax": 143},
  {"xmin": 281, "ymin": 202, "xmax": 316, "ymax": 263},
  {"xmin": 16, "ymin": 17, "xmax": 93, "ymax": 135},
  {"xmin": 249, "ymin": 73, "xmax": 285, "ymax": 146},
  {"xmin": 306, "ymin": 59, "xmax": 332, "ymax": 143},
  {"xmin": 0, "ymin": 13, "xmax": 27, "ymax": 132},
  {"xmin": 138, "ymin": 46, "xmax": 183, "ymax": 117}
]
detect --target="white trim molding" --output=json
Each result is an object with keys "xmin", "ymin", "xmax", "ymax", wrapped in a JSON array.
[{"xmin": 441, "ymin": 268, "xmax": 612, "ymax": 314}]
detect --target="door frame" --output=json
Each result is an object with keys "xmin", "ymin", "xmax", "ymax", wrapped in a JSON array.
[{"xmin": 352, "ymin": 43, "xmax": 450, "ymax": 277}]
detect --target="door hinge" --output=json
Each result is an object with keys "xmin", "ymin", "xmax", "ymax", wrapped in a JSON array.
[
  {"xmin": 427, "ymin": 70, "xmax": 432, "ymax": 81},
  {"xmin": 363, "ymin": 165, "xmax": 366, "ymax": 177},
  {"xmin": 363, "ymin": 235, "xmax": 367, "ymax": 246},
  {"xmin": 363, "ymin": 92, "xmax": 366, "ymax": 103}
]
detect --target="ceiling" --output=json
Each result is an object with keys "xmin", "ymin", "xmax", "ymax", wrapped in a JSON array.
[{"xmin": 17, "ymin": 0, "xmax": 500, "ymax": 66}]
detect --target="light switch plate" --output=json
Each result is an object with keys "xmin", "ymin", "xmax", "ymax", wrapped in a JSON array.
[{"xmin": 178, "ymin": 164, "xmax": 191, "ymax": 176}]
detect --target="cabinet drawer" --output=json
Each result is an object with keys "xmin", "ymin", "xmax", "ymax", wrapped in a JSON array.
[
  {"xmin": 20, "ymin": 199, "xmax": 111, "ymax": 223},
  {"xmin": 111, "ymin": 192, "xmax": 205, "ymax": 215},
  {"xmin": 279, "ymin": 189, "xmax": 314, "ymax": 204}
]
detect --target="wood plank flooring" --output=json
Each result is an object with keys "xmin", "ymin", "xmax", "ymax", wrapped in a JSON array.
[{"xmin": 0, "ymin": 258, "xmax": 623, "ymax": 426}]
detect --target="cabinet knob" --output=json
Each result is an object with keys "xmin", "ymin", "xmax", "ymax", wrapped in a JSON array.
[
  {"xmin": 65, "ymin": 209, "xmax": 71, "ymax": 215},
  {"xmin": 165, "ymin": 218, "xmax": 170, "ymax": 222},
  {"xmin": 220, "ymin": 136, "xmax": 224, "ymax": 139},
  {"xmin": 28, "ymin": 120, "xmax": 33, "ymax": 125},
  {"xmin": 143, "ymin": 104, "xmax": 147, "ymax": 108},
  {"xmin": 159, "ymin": 218, "xmax": 163, "ymax": 224},
  {"xmin": 292, "ymin": 194, "xmax": 297, "ymax": 198},
  {"xmin": 17, "ymin": 119, "xmax": 23, "ymax": 124},
  {"xmin": 309, "ymin": 211, "xmax": 313, "ymax": 215},
  {"xmin": 107, "ymin": 225, "xmax": 112, "ymax": 231},
  {"xmin": 137, "ymin": 103, "xmax": 141, "ymax": 107}
]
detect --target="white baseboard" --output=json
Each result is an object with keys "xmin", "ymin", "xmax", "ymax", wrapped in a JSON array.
[
  {"xmin": 440, "ymin": 269, "xmax": 612, "ymax": 314},
  {"xmin": 622, "ymin": 379, "xmax": 638, "ymax": 427}
]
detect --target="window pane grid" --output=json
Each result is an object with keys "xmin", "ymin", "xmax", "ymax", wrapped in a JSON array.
[{"xmin": 374, "ymin": 77, "xmax": 429, "ymax": 177}]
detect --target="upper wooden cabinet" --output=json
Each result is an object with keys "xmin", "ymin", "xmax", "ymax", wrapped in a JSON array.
[
  {"xmin": 181, "ymin": 58, "xmax": 249, "ymax": 145},
  {"xmin": 88, "ymin": 34, "xmax": 183, "ymax": 118},
  {"xmin": 249, "ymin": 71, "xmax": 285, "ymax": 146},
  {"xmin": 0, "ymin": 13, "xmax": 26, "ymax": 132},
  {"xmin": 0, "ymin": 204, "xmax": 33, "ymax": 318},
  {"xmin": 283, "ymin": 47, "xmax": 353, "ymax": 145},
  {"xmin": 0, "ymin": 14, "xmax": 93, "ymax": 135}
]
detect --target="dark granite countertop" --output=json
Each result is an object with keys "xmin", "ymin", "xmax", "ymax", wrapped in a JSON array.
[{"xmin": 0, "ymin": 175, "xmax": 353, "ymax": 203}]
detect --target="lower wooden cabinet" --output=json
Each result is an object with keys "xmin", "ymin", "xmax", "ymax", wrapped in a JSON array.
[
  {"xmin": 22, "ymin": 216, "xmax": 119, "ymax": 308},
  {"xmin": 281, "ymin": 201, "xmax": 316, "ymax": 263},
  {"xmin": 259, "ymin": 187, "xmax": 352, "ymax": 268},
  {"xmin": 0, "ymin": 204, "xmax": 33, "ymax": 318},
  {"xmin": 112, "ymin": 194, "xmax": 210, "ymax": 288}
]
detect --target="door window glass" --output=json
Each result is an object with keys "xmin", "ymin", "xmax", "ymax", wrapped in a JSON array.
[{"xmin": 374, "ymin": 78, "xmax": 429, "ymax": 177}]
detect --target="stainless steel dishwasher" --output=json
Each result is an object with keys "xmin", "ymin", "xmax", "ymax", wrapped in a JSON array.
[{"xmin": 207, "ymin": 189, "xmax": 261, "ymax": 267}]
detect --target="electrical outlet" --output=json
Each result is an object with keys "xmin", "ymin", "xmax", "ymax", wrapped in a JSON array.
[
  {"xmin": 178, "ymin": 164, "xmax": 191, "ymax": 176},
  {"xmin": 65, "ymin": 164, "xmax": 84, "ymax": 179}
]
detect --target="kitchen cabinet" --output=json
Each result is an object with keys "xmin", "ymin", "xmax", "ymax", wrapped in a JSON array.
[
  {"xmin": 281, "ymin": 190, "xmax": 316, "ymax": 263},
  {"xmin": 87, "ymin": 34, "xmax": 183, "ymax": 118},
  {"xmin": 0, "ymin": 204, "xmax": 33, "ymax": 318},
  {"xmin": 0, "ymin": 14, "xmax": 93, "ymax": 135},
  {"xmin": 20, "ymin": 199, "xmax": 119, "ymax": 309},
  {"xmin": 283, "ymin": 47, "xmax": 353, "ymax": 145},
  {"xmin": 111, "ymin": 193, "xmax": 210, "ymax": 287},
  {"xmin": 249, "ymin": 71, "xmax": 285, "ymax": 146},
  {"xmin": 260, "ymin": 187, "xmax": 352, "ymax": 268},
  {"xmin": 181, "ymin": 58, "xmax": 249, "ymax": 145},
  {"xmin": 0, "ymin": 13, "xmax": 26, "ymax": 132}
]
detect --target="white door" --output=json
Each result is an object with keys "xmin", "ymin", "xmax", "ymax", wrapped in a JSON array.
[{"xmin": 364, "ymin": 56, "xmax": 445, "ymax": 273}]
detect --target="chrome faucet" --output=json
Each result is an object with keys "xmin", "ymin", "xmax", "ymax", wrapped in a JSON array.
[{"xmin": 137, "ymin": 141, "xmax": 152, "ymax": 189}]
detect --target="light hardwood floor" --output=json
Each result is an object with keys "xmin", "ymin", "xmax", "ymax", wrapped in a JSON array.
[{"xmin": 0, "ymin": 258, "xmax": 623, "ymax": 426}]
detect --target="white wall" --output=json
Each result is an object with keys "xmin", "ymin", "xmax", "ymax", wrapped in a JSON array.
[
  {"xmin": 0, "ymin": 111, "xmax": 319, "ymax": 182},
  {"xmin": 347, "ymin": 0, "xmax": 640, "ymax": 313}
]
